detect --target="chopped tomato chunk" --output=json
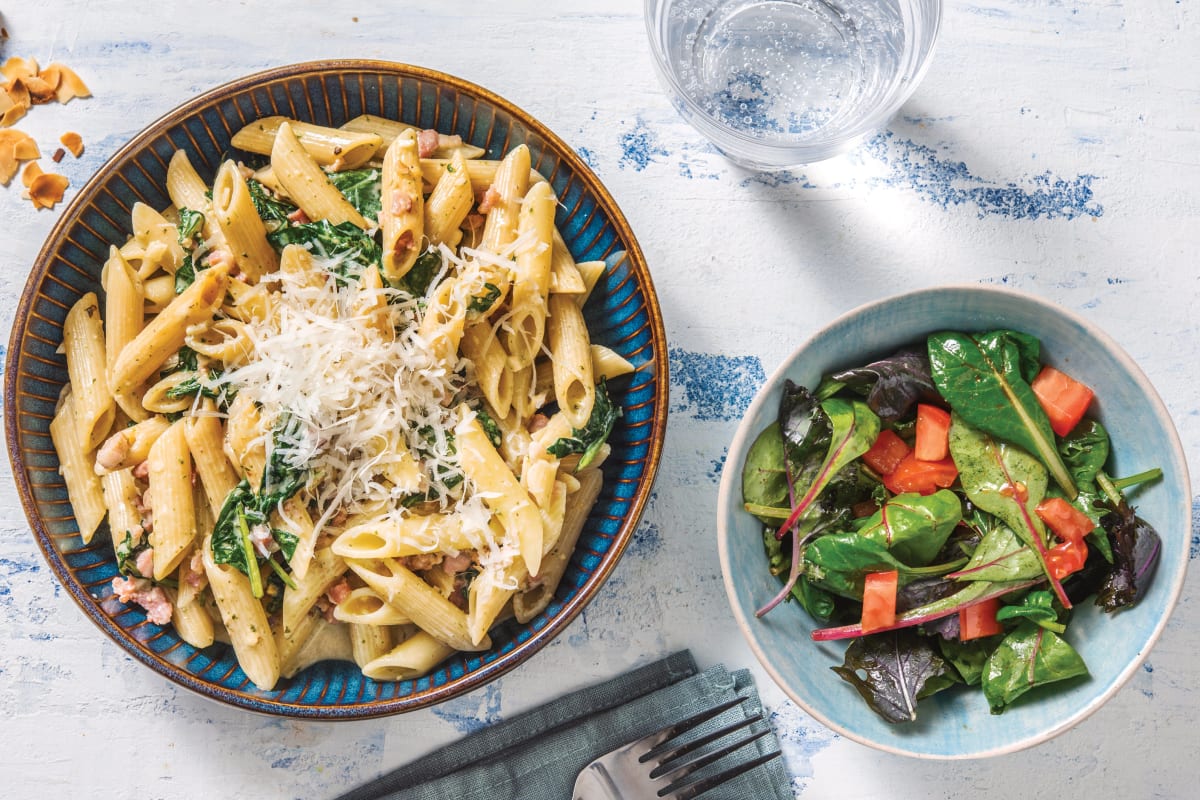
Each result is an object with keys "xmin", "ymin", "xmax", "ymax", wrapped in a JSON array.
[
  {"xmin": 882, "ymin": 453, "xmax": 958, "ymax": 496},
  {"xmin": 1035, "ymin": 497, "xmax": 1094, "ymax": 544},
  {"xmin": 1031, "ymin": 366, "xmax": 1094, "ymax": 437},
  {"xmin": 914, "ymin": 404, "xmax": 952, "ymax": 461},
  {"xmin": 1044, "ymin": 538, "xmax": 1088, "ymax": 580},
  {"xmin": 959, "ymin": 598, "xmax": 1004, "ymax": 641},
  {"xmin": 862, "ymin": 429, "xmax": 910, "ymax": 476},
  {"xmin": 860, "ymin": 570, "xmax": 899, "ymax": 633}
]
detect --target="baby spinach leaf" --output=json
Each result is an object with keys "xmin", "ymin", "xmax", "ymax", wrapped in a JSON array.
[
  {"xmin": 247, "ymin": 178, "xmax": 296, "ymax": 223},
  {"xmin": 262, "ymin": 413, "xmax": 310, "ymax": 506},
  {"xmin": 856, "ymin": 490, "xmax": 962, "ymax": 567},
  {"xmin": 1060, "ymin": 419, "xmax": 1110, "ymax": 490},
  {"xmin": 939, "ymin": 636, "xmax": 995, "ymax": 686},
  {"xmin": 211, "ymin": 479, "xmax": 262, "ymax": 574},
  {"xmin": 929, "ymin": 330, "xmax": 1076, "ymax": 498},
  {"xmin": 328, "ymin": 168, "xmax": 381, "ymax": 221},
  {"xmin": 804, "ymin": 532, "xmax": 964, "ymax": 600},
  {"xmin": 177, "ymin": 208, "xmax": 205, "ymax": 243},
  {"xmin": 395, "ymin": 247, "xmax": 443, "ymax": 297},
  {"xmin": 982, "ymin": 621, "xmax": 1088, "ymax": 713},
  {"xmin": 948, "ymin": 414, "xmax": 1071, "ymax": 607},
  {"xmin": 741, "ymin": 422, "xmax": 790, "ymax": 524},
  {"xmin": 468, "ymin": 282, "xmax": 501, "ymax": 313},
  {"xmin": 829, "ymin": 348, "xmax": 939, "ymax": 423},
  {"xmin": 995, "ymin": 590, "xmax": 1064, "ymax": 632},
  {"xmin": 831, "ymin": 629, "xmax": 953, "ymax": 724},
  {"xmin": 771, "ymin": 397, "xmax": 880, "ymax": 544},
  {"xmin": 267, "ymin": 220, "xmax": 382, "ymax": 280},
  {"xmin": 115, "ymin": 529, "xmax": 150, "ymax": 577},
  {"xmin": 546, "ymin": 378, "xmax": 622, "ymax": 470}
]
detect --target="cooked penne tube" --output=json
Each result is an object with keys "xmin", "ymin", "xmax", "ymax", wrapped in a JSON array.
[
  {"xmin": 147, "ymin": 421, "xmax": 196, "ymax": 581},
  {"xmin": 281, "ymin": 546, "xmax": 345, "ymax": 638},
  {"xmin": 102, "ymin": 246, "xmax": 144, "ymax": 384},
  {"xmin": 182, "ymin": 407, "xmax": 240, "ymax": 517},
  {"xmin": 166, "ymin": 149, "xmax": 211, "ymax": 213},
  {"xmin": 211, "ymin": 160, "xmax": 278, "ymax": 283},
  {"xmin": 455, "ymin": 407, "xmax": 543, "ymax": 577},
  {"xmin": 50, "ymin": 392, "xmax": 107, "ymax": 543},
  {"xmin": 334, "ymin": 587, "xmax": 412, "ymax": 626},
  {"xmin": 514, "ymin": 467, "xmax": 602, "ymax": 623},
  {"xmin": 202, "ymin": 532, "xmax": 280, "ymax": 690},
  {"xmin": 549, "ymin": 227, "xmax": 586, "ymax": 295},
  {"xmin": 347, "ymin": 558, "xmax": 488, "ymax": 653},
  {"xmin": 63, "ymin": 293, "xmax": 115, "ymax": 452},
  {"xmin": 100, "ymin": 468, "xmax": 142, "ymax": 554},
  {"xmin": 233, "ymin": 116, "xmax": 383, "ymax": 170},
  {"xmin": 424, "ymin": 151, "xmax": 474, "ymax": 248},
  {"xmin": 504, "ymin": 180, "xmax": 556, "ymax": 370},
  {"xmin": 94, "ymin": 415, "xmax": 170, "ymax": 474},
  {"xmin": 419, "ymin": 277, "xmax": 468, "ymax": 366},
  {"xmin": 108, "ymin": 264, "xmax": 230, "ymax": 398},
  {"xmin": 589, "ymin": 343, "xmax": 636, "ymax": 381},
  {"xmin": 479, "ymin": 144, "xmax": 530, "ymax": 257},
  {"xmin": 460, "ymin": 322, "xmax": 513, "ymax": 419},
  {"xmin": 419, "ymin": 158, "xmax": 545, "ymax": 194},
  {"xmin": 361, "ymin": 630, "xmax": 455, "ymax": 681},
  {"xmin": 342, "ymin": 115, "xmax": 485, "ymax": 159},
  {"xmin": 350, "ymin": 623, "xmax": 393, "ymax": 669},
  {"xmin": 548, "ymin": 293, "xmax": 595, "ymax": 428},
  {"xmin": 575, "ymin": 260, "xmax": 608, "ymax": 307},
  {"xmin": 379, "ymin": 128, "xmax": 424, "ymax": 282},
  {"xmin": 332, "ymin": 513, "xmax": 481, "ymax": 560},
  {"xmin": 167, "ymin": 584, "xmax": 215, "ymax": 649},
  {"xmin": 270, "ymin": 120, "xmax": 368, "ymax": 228}
]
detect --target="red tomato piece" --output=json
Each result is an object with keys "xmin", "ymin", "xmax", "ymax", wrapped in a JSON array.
[
  {"xmin": 1035, "ymin": 497, "xmax": 1095, "ymax": 544},
  {"xmin": 914, "ymin": 404, "xmax": 952, "ymax": 462},
  {"xmin": 959, "ymin": 598, "xmax": 1004, "ymax": 641},
  {"xmin": 882, "ymin": 452, "xmax": 959, "ymax": 496},
  {"xmin": 860, "ymin": 570, "xmax": 899, "ymax": 633},
  {"xmin": 862, "ymin": 429, "xmax": 911, "ymax": 476},
  {"xmin": 1044, "ymin": 538, "xmax": 1088, "ymax": 581},
  {"xmin": 1031, "ymin": 366, "xmax": 1095, "ymax": 437}
]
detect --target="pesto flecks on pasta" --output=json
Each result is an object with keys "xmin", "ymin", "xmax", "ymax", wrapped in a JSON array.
[{"xmin": 54, "ymin": 115, "xmax": 630, "ymax": 689}]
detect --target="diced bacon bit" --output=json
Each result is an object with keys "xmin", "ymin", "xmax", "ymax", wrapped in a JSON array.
[
  {"xmin": 463, "ymin": 212, "xmax": 485, "ymax": 231},
  {"xmin": 417, "ymin": 128, "xmax": 440, "ymax": 158},
  {"xmin": 110, "ymin": 577, "xmax": 173, "ymax": 625},
  {"xmin": 135, "ymin": 547, "xmax": 156, "ymax": 579},
  {"xmin": 441, "ymin": 550, "xmax": 474, "ymax": 574},
  {"xmin": 237, "ymin": 163, "xmax": 255, "ymax": 180},
  {"xmin": 477, "ymin": 185, "xmax": 501, "ymax": 215},
  {"xmin": 26, "ymin": 171, "xmax": 69, "ymax": 209},
  {"xmin": 390, "ymin": 189, "xmax": 413, "ymax": 215},
  {"xmin": 60, "ymin": 131, "xmax": 84, "ymax": 158},
  {"xmin": 325, "ymin": 578, "xmax": 352, "ymax": 606},
  {"xmin": 402, "ymin": 553, "xmax": 442, "ymax": 572},
  {"xmin": 132, "ymin": 460, "xmax": 150, "ymax": 481},
  {"xmin": 185, "ymin": 550, "xmax": 208, "ymax": 591},
  {"xmin": 392, "ymin": 229, "xmax": 414, "ymax": 259},
  {"xmin": 207, "ymin": 247, "xmax": 236, "ymax": 271},
  {"xmin": 528, "ymin": 413, "xmax": 550, "ymax": 434},
  {"xmin": 95, "ymin": 431, "xmax": 131, "ymax": 471},
  {"xmin": 287, "ymin": 207, "xmax": 311, "ymax": 224}
]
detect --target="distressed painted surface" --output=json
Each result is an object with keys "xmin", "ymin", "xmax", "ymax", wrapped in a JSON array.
[{"xmin": 1, "ymin": 1, "xmax": 1197, "ymax": 798}]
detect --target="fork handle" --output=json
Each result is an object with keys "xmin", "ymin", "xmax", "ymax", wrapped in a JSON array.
[{"xmin": 572, "ymin": 763, "xmax": 624, "ymax": 800}]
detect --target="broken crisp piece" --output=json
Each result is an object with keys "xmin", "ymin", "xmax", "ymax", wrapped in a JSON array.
[
  {"xmin": 22, "ymin": 160, "xmax": 43, "ymax": 188},
  {"xmin": 0, "ymin": 128, "xmax": 40, "ymax": 184},
  {"xmin": 27, "ymin": 171, "xmax": 69, "ymax": 209},
  {"xmin": 60, "ymin": 131, "xmax": 84, "ymax": 157}
]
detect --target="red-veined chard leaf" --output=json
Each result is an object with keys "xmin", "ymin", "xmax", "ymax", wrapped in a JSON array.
[
  {"xmin": 928, "ymin": 330, "xmax": 1077, "ymax": 499},
  {"xmin": 831, "ymin": 629, "xmax": 953, "ymax": 724},
  {"xmin": 981, "ymin": 621, "xmax": 1088, "ymax": 714},
  {"xmin": 855, "ymin": 490, "xmax": 963, "ymax": 567},
  {"xmin": 948, "ymin": 518, "xmax": 1044, "ymax": 583},
  {"xmin": 803, "ymin": 532, "xmax": 965, "ymax": 600},
  {"xmin": 828, "ymin": 348, "xmax": 939, "ymax": 423},
  {"xmin": 948, "ymin": 413, "xmax": 1073, "ymax": 608}
]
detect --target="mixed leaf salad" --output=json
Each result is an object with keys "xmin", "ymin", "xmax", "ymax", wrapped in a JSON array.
[{"xmin": 741, "ymin": 330, "xmax": 1163, "ymax": 723}]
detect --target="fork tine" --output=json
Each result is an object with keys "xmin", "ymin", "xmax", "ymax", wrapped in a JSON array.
[
  {"xmin": 635, "ymin": 697, "xmax": 746, "ymax": 757},
  {"xmin": 646, "ymin": 712, "xmax": 763, "ymax": 777},
  {"xmin": 654, "ymin": 726, "xmax": 774, "ymax": 792},
  {"xmin": 665, "ymin": 748, "xmax": 784, "ymax": 800}
]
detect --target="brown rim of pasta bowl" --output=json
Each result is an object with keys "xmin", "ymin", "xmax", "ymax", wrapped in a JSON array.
[{"xmin": 4, "ymin": 60, "xmax": 668, "ymax": 717}]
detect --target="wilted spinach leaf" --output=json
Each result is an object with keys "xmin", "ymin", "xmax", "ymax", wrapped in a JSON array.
[
  {"xmin": 831, "ymin": 629, "xmax": 953, "ymax": 724},
  {"xmin": 268, "ymin": 220, "xmax": 381, "ymax": 280},
  {"xmin": 547, "ymin": 378, "xmax": 621, "ymax": 470},
  {"xmin": 741, "ymin": 421, "xmax": 790, "ymax": 524},
  {"xmin": 939, "ymin": 636, "xmax": 996, "ymax": 686},
  {"xmin": 829, "ymin": 348, "xmax": 939, "ymax": 423},
  {"xmin": 247, "ymin": 178, "xmax": 296, "ymax": 223},
  {"xmin": 982, "ymin": 621, "xmax": 1088, "ymax": 713},
  {"xmin": 468, "ymin": 282, "xmax": 501, "ymax": 313},
  {"xmin": 995, "ymin": 590, "xmax": 1063, "ymax": 632},
  {"xmin": 115, "ymin": 529, "xmax": 150, "ymax": 577},
  {"xmin": 328, "ymin": 168, "xmax": 381, "ymax": 221},
  {"xmin": 394, "ymin": 247, "xmax": 443, "ymax": 297}
]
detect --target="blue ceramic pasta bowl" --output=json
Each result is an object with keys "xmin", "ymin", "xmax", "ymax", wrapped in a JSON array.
[
  {"xmin": 716, "ymin": 285, "xmax": 1190, "ymax": 758},
  {"xmin": 4, "ymin": 61, "xmax": 667, "ymax": 717}
]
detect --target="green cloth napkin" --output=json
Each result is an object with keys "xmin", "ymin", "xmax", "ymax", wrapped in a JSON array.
[{"xmin": 334, "ymin": 651, "xmax": 791, "ymax": 800}]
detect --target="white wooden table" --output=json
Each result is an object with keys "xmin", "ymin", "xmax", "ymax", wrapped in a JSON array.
[{"xmin": 2, "ymin": 2, "xmax": 1197, "ymax": 797}]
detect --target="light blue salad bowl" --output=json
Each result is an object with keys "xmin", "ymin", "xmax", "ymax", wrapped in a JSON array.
[{"xmin": 716, "ymin": 285, "xmax": 1190, "ymax": 758}]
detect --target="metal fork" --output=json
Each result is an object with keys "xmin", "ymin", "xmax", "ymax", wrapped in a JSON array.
[{"xmin": 571, "ymin": 697, "xmax": 783, "ymax": 800}]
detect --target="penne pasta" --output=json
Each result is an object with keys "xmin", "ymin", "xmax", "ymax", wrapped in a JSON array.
[
  {"xmin": 270, "ymin": 120, "xmax": 368, "ymax": 228},
  {"xmin": 379, "ymin": 128, "xmax": 425, "ymax": 282},
  {"xmin": 63, "ymin": 293, "xmax": 115, "ymax": 451},
  {"xmin": 50, "ymin": 392, "xmax": 107, "ymax": 542},
  {"xmin": 233, "ymin": 116, "xmax": 383, "ymax": 170}
]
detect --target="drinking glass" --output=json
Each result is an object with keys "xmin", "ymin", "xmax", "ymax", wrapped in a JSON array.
[{"xmin": 644, "ymin": 0, "xmax": 942, "ymax": 169}]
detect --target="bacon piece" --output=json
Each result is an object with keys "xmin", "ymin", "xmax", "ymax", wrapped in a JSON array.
[
  {"xmin": 392, "ymin": 229, "xmax": 414, "ymax": 259},
  {"xmin": 442, "ymin": 551, "xmax": 474, "ymax": 574},
  {"xmin": 135, "ymin": 547, "xmax": 155, "ymax": 579},
  {"xmin": 110, "ymin": 577, "xmax": 173, "ymax": 625},
  {"xmin": 287, "ymin": 207, "xmax": 310, "ymax": 224},
  {"xmin": 390, "ymin": 189, "xmax": 413, "ymax": 215},
  {"xmin": 206, "ymin": 247, "xmax": 236, "ymax": 271},
  {"xmin": 325, "ymin": 578, "xmax": 352, "ymax": 606},
  {"xmin": 417, "ymin": 128, "xmax": 440, "ymax": 158},
  {"xmin": 402, "ymin": 553, "xmax": 442, "ymax": 572},
  {"xmin": 477, "ymin": 185, "xmax": 501, "ymax": 215}
]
